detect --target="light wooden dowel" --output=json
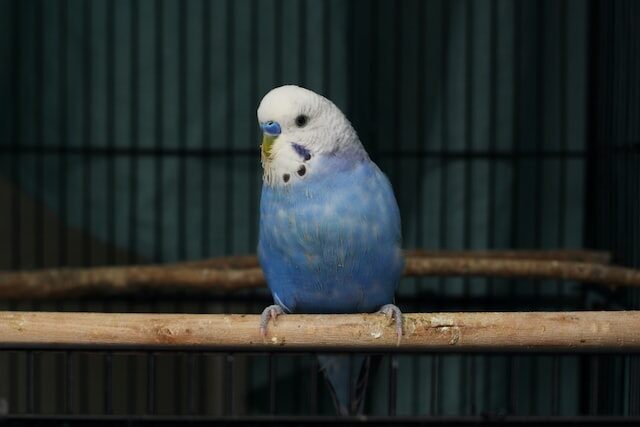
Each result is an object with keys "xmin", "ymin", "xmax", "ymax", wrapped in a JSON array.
[{"xmin": 1, "ymin": 311, "xmax": 639, "ymax": 351}]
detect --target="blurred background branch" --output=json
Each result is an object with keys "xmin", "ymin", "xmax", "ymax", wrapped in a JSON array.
[{"xmin": 2, "ymin": 249, "xmax": 639, "ymax": 300}]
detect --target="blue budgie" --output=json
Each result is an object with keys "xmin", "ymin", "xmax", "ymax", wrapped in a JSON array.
[{"xmin": 256, "ymin": 85, "xmax": 404, "ymax": 415}]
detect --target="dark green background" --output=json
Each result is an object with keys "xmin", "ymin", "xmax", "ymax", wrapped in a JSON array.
[{"xmin": 0, "ymin": 0, "xmax": 638, "ymax": 419}]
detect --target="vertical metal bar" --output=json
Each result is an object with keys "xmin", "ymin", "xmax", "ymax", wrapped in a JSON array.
[
  {"xmin": 201, "ymin": 0, "xmax": 211, "ymax": 259},
  {"xmin": 34, "ymin": 0, "xmax": 44, "ymax": 271},
  {"xmin": 321, "ymin": 0, "xmax": 330, "ymax": 95},
  {"xmin": 388, "ymin": 355, "xmax": 398, "ymax": 416},
  {"xmin": 412, "ymin": 7, "xmax": 425, "ymax": 382},
  {"xmin": 435, "ymin": 0, "xmax": 450, "ymax": 416},
  {"xmin": 430, "ymin": 354, "xmax": 439, "ymax": 415},
  {"xmin": 551, "ymin": 355, "xmax": 560, "ymax": 415},
  {"xmin": 308, "ymin": 355, "xmax": 318, "ymax": 415},
  {"xmin": 346, "ymin": 0, "xmax": 355, "ymax": 119},
  {"xmin": 274, "ymin": 0, "xmax": 283, "ymax": 86},
  {"xmin": 619, "ymin": 354, "xmax": 626, "ymax": 416},
  {"xmin": 553, "ymin": 0, "xmax": 568, "ymax": 416},
  {"xmin": 462, "ymin": 0, "xmax": 474, "ymax": 415},
  {"xmin": 187, "ymin": 353, "xmax": 196, "ymax": 415},
  {"xmin": 126, "ymin": 346, "xmax": 137, "ymax": 414},
  {"xmin": 199, "ymin": 2, "xmax": 211, "ymax": 413},
  {"xmin": 26, "ymin": 351, "xmax": 34, "ymax": 413},
  {"xmin": 102, "ymin": 2, "xmax": 117, "ymax": 413},
  {"xmin": 530, "ymin": 1, "xmax": 545, "ymax": 415},
  {"xmin": 58, "ymin": 0, "xmax": 68, "ymax": 267},
  {"xmin": 129, "ymin": 0, "xmax": 139, "ymax": 266},
  {"xmin": 508, "ymin": 0, "xmax": 521, "ymax": 416},
  {"xmin": 632, "ymin": 355, "xmax": 639, "ymax": 415},
  {"xmin": 225, "ymin": 353, "xmax": 234, "ymax": 416},
  {"xmin": 347, "ymin": 355, "xmax": 354, "ymax": 415},
  {"xmin": 413, "ymin": 0, "xmax": 427, "ymax": 413},
  {"xmin": 268, "ymin": 354, "xmax": 277, "ymax": 415},
  {"xmin": 484, "ymin": 0, "xmax": 498, "ymax": 414},
  {"xmin": 10, "ymin": 0, "xmax": 22, "ymax": 269},
  {"xmin": 104, "ymin": 352, "xmax": 113, "ymax": 415},
  {"xmin": 106, "ymin": 0, "xmax": 116, "ymax": 268},
  {"xmin": 508, "ymin": 356, "xmax": 518, "ymax": 414},
  {"xmin": 368, "ymin": 0, "xmax": 379, "ymax": 157},
  {"xmin": 590, "ymin": 356, "xmax": 599, "ymax": 415},
  {"xmin": 391, "ymin": 0, "xmax": 402, "ymax": 187},
  {"xmin": 298, "ymin": 0, "xmax": 307, "ymax": 86},
  {"xmin": 9, "ymin": 0, "xmax": 21, "ymax": 414},
  {"xmin": 154, "ymin": 0, "xmax": 164, "ymax": 264},
  {"xmin": 293, "ymin": 355, "xmax": 301, "ymax": 414},
  {"xmin": 248, "ymin": 0, "xmax": 258, "ymax": 251},
  {"xmin": 224, "ymin": 0, "xmax": 234, "ymax": 255},
  {"xmin": 65, "ymin": 351, "xmax": 74, "ymax": 414},
  {"xmin": 199, "ymin": 352, "xmax": 208, "ymax": 415},
  {"xmin": 178, "ymin": 0, "xmax": 187, "ymax": 262},
  {"xmin": 32, "ymin": 0, "xmax": 44, "ymax": 414},
  {"xmin": 411, "ymin": 0, "xmax": 426, "ymax": 382},
  {"xmin": 82, "ymin": 0, "xmax": 92, "ymax": 267},
  {"xmin": 174, "ymin": 349, "xmax": 184, "ymax": 415},
  {"xmin": 175, "ymin": 1, "xmax": 188, "ymax": 412},
  {"xmin": 147, "ymin": 352, "xmax": 156, "ymax": 415}
]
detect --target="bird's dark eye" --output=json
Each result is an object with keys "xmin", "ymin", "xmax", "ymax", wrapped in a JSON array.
[{"xmin": 295, "ymin": 115, "xmax": 309, "ymax": 127}]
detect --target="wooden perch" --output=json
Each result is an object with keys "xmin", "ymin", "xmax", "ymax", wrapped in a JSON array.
[
  {"xmin": 0, "ymin": 250, "xmax": 635, "ymax": 300},
  {"xmin": 0, "ymin": 311, "xmax": 639, "ymax": 351}
]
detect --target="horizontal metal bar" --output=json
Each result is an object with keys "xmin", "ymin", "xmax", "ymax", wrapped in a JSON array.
[
  {"xmin": 0, "ymin": 311, "xmax": 639, "ymax": 353},
  {"xmin": 0, "ymin": 144, "xmax": 588, "ymax": 159},
  {"xmin": 3, "ymin": 414, "xmax": 640, "ymax": 425}
]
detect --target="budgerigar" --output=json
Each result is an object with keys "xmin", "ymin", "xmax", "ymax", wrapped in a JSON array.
[{"xmin": 256, "ymin": 85, "xmax": 404, "ymax": 415}]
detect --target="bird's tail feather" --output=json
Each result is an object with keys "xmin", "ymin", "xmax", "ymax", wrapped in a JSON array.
[{"xmin": 318, "ymin": 354, "xmax": 376, "ymax": 416}]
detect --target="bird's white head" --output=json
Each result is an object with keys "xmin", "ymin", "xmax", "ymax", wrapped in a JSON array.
[{"xmin": 257, "ymin": 85, "xmax": 365, "ymax": 186}]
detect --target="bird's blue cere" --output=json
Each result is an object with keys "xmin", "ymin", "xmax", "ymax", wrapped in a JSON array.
[{"xmin": 260, "ymin": 120, "xmax": 281, "ymax": 136}]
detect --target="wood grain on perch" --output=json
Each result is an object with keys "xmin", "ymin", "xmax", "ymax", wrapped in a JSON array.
[
  {"xmin": 0, "ymin": 311, "xmax": 639, "ymax": 351},
  {"xmin": 0, "ymin": 249, "xmax": 637, "ymax": 300}
]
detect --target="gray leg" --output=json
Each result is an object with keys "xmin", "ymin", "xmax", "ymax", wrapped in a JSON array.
[
  {"xmin": 377, "ymin": 304, "xmax": 403, "ymax": 345},
  {"xmin": 259, "ymin": 304, "xmax": 285, "ymax": 338}
]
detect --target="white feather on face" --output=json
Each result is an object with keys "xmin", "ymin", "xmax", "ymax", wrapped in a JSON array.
[{"xmin": 257, "ymin": 85, "xmax": 365, "ymax": 187}]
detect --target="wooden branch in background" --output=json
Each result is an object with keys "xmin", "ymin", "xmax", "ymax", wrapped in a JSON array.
[
  {"xmin": 0, "ymin": 265, "xmax": 266, "ymax": 299},
  {"xmin": 0, "ymin": 249, "xmax": 636, "ymax": 300},
  {"xmin": 404, "ymin": 249, "xmax": 612, "ymax": 264},
  {"xmin": 1, "ymin": 311, "xmax": 639, "ymax": 351},
  {"xmin": 184, "ymin": 249, "xmax": 612, "ymax": 269},
  {"xmin": 403, "ymin": 257, "xmax": 640, "ymax": 288}
]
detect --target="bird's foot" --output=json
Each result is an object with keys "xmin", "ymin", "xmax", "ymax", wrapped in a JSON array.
[
  {"xmin": 259, "ymin": 304, "xmax": 285, "ymax": 339},
  {"xmin": 377, "ymin": 304, "xmax": 403, "ymax": 346}
]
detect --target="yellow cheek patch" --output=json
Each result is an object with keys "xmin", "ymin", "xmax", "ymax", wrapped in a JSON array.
[{"xmin": 261, "ymin": 134, "xmax": 277, "ymax": 160}]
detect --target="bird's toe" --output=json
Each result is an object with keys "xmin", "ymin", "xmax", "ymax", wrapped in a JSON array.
[
  {"xmin": 377, "ymin": 304, "xmax": 403, "ymax": 346},
  {"xmin": 259, "ymin": 304, "xmax": 285, "ymax": 339}
]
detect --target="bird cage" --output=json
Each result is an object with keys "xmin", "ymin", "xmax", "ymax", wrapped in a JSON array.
[{"xmin": 0, "ymin": 0, "xmax": 639, "ymax": 425}]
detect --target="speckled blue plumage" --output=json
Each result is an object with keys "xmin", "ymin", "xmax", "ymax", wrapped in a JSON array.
[{"xmin": 258, "ymin": 152, "xmax": 403, "ymax": 314}]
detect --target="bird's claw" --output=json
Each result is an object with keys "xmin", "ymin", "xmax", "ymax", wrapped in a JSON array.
[
  {"xmin": 259, "ymin": 304, "xmax": 285, "ymax": 339},
  {"xmin": 377, "ymin": 304, "xmax": 403, "ymax": 346}
]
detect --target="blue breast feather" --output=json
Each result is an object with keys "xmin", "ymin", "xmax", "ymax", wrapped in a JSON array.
[{"xmin": 258, "ymin": 156, "xmax": 403, "ymax": 314}]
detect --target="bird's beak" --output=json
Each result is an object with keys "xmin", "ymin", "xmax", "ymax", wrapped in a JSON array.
[{"xmin": 260, "ymin": 121, "xmax": 281, "ymax": 160}]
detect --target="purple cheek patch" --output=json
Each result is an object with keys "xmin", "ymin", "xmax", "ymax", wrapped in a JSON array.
[{"xmin": 291, "ymin": 143, "xmax": 311, "ymax": 161}]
